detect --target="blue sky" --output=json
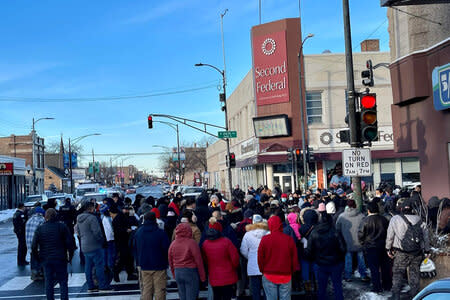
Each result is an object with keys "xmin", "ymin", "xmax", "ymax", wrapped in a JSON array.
[{"xmin": 0, "ymin": 0, "xmax": 389, "ymax": 172}]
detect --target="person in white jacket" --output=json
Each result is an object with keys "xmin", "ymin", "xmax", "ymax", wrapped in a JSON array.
[
  {"xmin": 240, "ymin": 215, "xmax": 269, "ymax": 300},
  {"xmin": 100, "ymin": 204, "xmax": 115, "ymax": 276}
]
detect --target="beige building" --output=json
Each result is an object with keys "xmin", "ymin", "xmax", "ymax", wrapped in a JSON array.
[{"xmin": 207, "ymin": 39, "xmax": 420, "ymax": 194}]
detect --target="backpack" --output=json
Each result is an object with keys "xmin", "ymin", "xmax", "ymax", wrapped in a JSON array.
[{"xmin": 400, "ymin": 215, "xmax": 423, "ymax": 254}]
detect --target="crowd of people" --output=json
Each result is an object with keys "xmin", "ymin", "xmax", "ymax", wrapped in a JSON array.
[{"xmin": 12, "ymin": 183, "xmax": 450, "ymax": 300}]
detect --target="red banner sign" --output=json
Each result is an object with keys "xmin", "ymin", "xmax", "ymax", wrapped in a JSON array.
[
  {"xmin": 0, "ymin": 163, "xmax": 13, "ymax": 175},
  {"xmin": 252, "ymin": 30, "xmax": 289, "ymax": 106}
]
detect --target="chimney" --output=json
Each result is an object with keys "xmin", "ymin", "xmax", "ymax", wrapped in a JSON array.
[{"xmin": 360, "ymin": 39, "xmax": 379, "ymax": 52}]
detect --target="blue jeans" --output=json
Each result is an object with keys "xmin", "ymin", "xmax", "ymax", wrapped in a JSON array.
[
  {"xmin": 301, "ymin": 259, "xmax": 318, "ymax": 281},
  {"xmin": 317, "ymin": 263, "xmax": 344, "ymax": 300},
  {"xmin": 262, "ymin": 275, "xmax": 291, "ymax": 300},
  {"xmin": 43, "ymin": 260, "xmax": 68, "ymax": 300},
  {"xmin": 175, "ymin": 268, "xmax": 199, "ymax": 300},
  {"xmin": 344, "ymin": 251, "xmax": 367, "ymax": 279},
  {"xmin": 30, "ymin": 252, "xmax": 42, "ymax": 275},
  {"xmin": 104, "ymin": 241, "xmax": 115, "ymax": 269},
  {"xmin": 249, "ymin": 275, "xmax": 264, "ymax": 300},
  {"xmin": 84, "ymin": 248, "xmax": 109, "ymax": 289}
]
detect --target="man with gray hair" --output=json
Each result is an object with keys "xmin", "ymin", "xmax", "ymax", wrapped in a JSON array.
[{"xmin": 32, "ymin": 208, "xmax": 75, "ymax": 300}]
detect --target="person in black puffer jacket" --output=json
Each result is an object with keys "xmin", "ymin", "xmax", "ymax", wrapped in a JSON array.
[
  {"xmin": 358, "ymin": 201, "xmax": 391, "ymax": 293},
  {"xmin": 305, "ymin": 212, "xmax": 346, "ymax": 300},
  {"xmin": 32, "ymin": 208, "xmax": 76, "ymax": 300},
  {"xmin": 195, "ymin": 191, "xmax": 211, "ymax": 233}
]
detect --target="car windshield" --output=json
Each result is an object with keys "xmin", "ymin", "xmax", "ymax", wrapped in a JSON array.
[
  {"xmin": 76, "ymin": 188, "xmax": 95, "ymax": 196},
  {"xmin": 25, "ymin": 195, "xmax": 42, "ymax": 202},
  {"xmin": 184, "ymin": 188, "xmax": 203, "ymax": 194},
  {"xmin": 81, "ymin": 195, "xmax": 106, "ymax": 203}
]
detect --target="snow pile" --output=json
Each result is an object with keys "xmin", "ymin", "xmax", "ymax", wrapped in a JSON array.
[
  {"xmin": 0, "ymin": 209, "xmax": 15, "ymax": 224},
  {"xmin": 359, "ymin": 292, "xmax": 390, "ymax": 300}
]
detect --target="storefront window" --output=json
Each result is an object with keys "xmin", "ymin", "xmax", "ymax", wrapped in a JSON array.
[
  {"xmin": 401, "ymin": 158, "xmax": 420, "ymax": 185},
  {"xmin": 306, "ymin": 91, "xmax": 323, "ymax": 124},
  {"xmin": 380, "ymin": 160, "xmax": 396, "ymax": 187}
]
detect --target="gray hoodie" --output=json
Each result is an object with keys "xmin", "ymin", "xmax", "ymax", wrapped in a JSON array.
[
  {"xmin": 76, "ymin": 213, "xmax": 104, "ymax": 253},
  {"xmin": 336, "ymin": 207, "xmax": 364, "ymax": 252}
]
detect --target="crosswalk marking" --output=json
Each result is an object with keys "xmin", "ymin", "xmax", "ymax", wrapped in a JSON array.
[{"xmin": 0, "ymin": 276, "xmax": 33, "ymax": 291}]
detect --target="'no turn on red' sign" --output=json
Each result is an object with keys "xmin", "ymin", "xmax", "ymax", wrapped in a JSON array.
[{"xmin": 342, "ymin": 148, "xmax": 372, "ymax": 177}]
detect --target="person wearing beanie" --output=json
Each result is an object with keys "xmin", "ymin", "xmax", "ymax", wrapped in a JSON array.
[
  {"xmin": 336, "ymin": 199, "xmax": 369, "ymax": 282},
  {"xmin": 151, "ymin": 207, "xmax": 165, "ymax": 230},
  {"xmin": 240, "ymin": 215, "xmax": 269, "ymax": 300},
  {"xmin": 258, "ymin": 216, "xmax": 298, "ymax": 300},
  {"xmin": 169, "ymin": 223, "xmax": 206, "ymax": 300},
  {"xmin": 26, "ymin": 206, "xmax": 46, "ymax": 281},
  {"xmin": 202, "ymin": 217, "xmax": 239, "ymax": 300},
  {"xmin": 133, "ymin": 212, "xmax": 170, "ymax": 300}
]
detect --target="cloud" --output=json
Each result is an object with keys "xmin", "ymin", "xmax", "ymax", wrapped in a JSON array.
[{"xmin": 122, "ymin": 0, "xmax": 191, "ymax": 25}]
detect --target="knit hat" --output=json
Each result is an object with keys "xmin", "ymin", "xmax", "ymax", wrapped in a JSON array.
[
  {"xmin": 318, "ymin": 203, "xmax": 326, "ymax": 212},
  {"xmin": 326, "ymin": 202, "xmax": 336, "ymax": 214},
  {"xmin": 151, "ymin": 208, "xmax": 161, "ymax": 219},
  {"xmin": 270, "ymin": 200, "xmax": 279, "ymax": 207},
  {"xmin": 252, "ymin": 214, "xmax": 263, "ymax": 224},
  {"xmin": 99, "ymin": 204, "xmax": 109, "ymax": 214},
  {"xmin": 34, "ymin": 207, "xmax": 45, "ymax": 215},
  {"xmin": 244, "ymin": 209, "xmax": 254, "ymax": 219},
  {"xmin": 281, "ymin": 193, "xmax": 288, "ymax": 198},
  {"xmin": 208, "ymin": 217, "xmax": 223, "ymax": 232}
]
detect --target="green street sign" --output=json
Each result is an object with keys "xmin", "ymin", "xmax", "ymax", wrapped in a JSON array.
[{"xmin": 218, "ymin": 131, "xmax": 237, "ymax": 138}]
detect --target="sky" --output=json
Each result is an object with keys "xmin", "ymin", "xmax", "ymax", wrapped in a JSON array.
[{"xmin": 0, "ymin": 0, "xmax": 389, "ymax": 173}]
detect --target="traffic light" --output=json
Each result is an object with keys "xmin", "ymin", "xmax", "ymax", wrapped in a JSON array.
[
  {"xmin": 148, "ymin": 115, "xmax": 153, "ymax": 129},
  {"xmin": 295, "ymin": 149, "xmax": 301, "ymax": 160},
  {"xmin": 360, "ymin": 93, "xmax": 378, "ymax": 142},
  {"xmin": 228, "ymin": 152, "xmax": 236, "ymax": 168},
  {"xmin": 361, "ymin": 60, "xmax": 374, "ymax": 87},
  {"xmin": 287, "ymin": 148, "xmax": 293, "ymax": 161}
]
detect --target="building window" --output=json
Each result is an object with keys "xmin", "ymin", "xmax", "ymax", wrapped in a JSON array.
[
  {"xmin": 401, "ymin": 158, "xmax": 420, "ymax": 185},
  {"xmin": 380, "ymin": 159, "xmax": 396, "ymax": 187},
  {"xmin": 306, "ymin": 91, "xmax": 322, "ymax": 124}
]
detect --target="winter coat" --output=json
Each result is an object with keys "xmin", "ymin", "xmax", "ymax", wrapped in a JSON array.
[
  {"xmin": 357, "ymin": 213, "xmax": 389, "ymax": 250},
  {"xmin": 133, "ymin": 220, "xmax": 169, "ymax": 271},
  {"xmin": 195, "ymin": 192, "xmax": 211, "ymax": 232},
  {"xmin": 76, "ymin": 212, "xmax": 105, "ymax": 253},
  {"xmin": 112, "ymin": 212, "xmax": 131, "ymax": 250},
  {"xmin": 336, "ymin": 207, "xmax": 365, "ymax": 252},
  {"xmin": 59, "ymin": 204, "xmax": 76, "ymax": 233},
  {"xmin": 257, "ymin": 216, "xmax": 298, "ymax": 276},
  {"xmin": 287, "ymin": 213, "xmax": 301, "ymax": 239},
  {"xmin": 385, "ymin": 214, "xmax": 430, "ymax": 252},
  {"xmin": 13, "ymin": 209, "xmax": 26, "ymax": 235},
  {"xmin": 305, "ymin": 221, "xmax": 346, "ymax": 266},
  {"xmin": 202, "ymin": 229, "xmax": 240, "ymax": 287},
  {"xmin": 26, "ymin": 213, "xmax": 45, "ymax": 250},
  {"xmin": 32, "ymin": 219, "xmax": 75, "ymax": 263},
  {"xmin": 171, "ymin": 222, "xmax": 201, "ymax": 244},
  {"xmin": 101, "ymin": 215, "xmax": 114, "ymax": 242},
  {"xmin": 169, "ymin": 223, "xmax": 206, "ymax": 282},
  {"xmin": 240, "ymin": 222, "xmax": 269, "ymax": 276}
]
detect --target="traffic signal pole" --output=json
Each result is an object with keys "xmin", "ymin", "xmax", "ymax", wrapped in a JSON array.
[{"xmin": 342, "ymin": 0, "xmax": 362, "ymax": 209}]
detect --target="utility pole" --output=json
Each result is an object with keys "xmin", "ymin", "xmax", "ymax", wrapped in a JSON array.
[
  {"xmin": 342, "ymin": 0, "xmax": 362, "ymax": 209},
  {"xmin": 176, "ymin": 124, "xmax": 181, "ymax": 184},
  {"xmin": 92, "ymin": 148, "xmax": 95, "ymax": 181},
  {"xmin": 69, "ymin": 138, "xmax": 73, "ymax": 194}
]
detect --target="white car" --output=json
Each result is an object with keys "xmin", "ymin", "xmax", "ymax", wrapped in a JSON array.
[{"xmin": 182, "ymin": 187, "xmax": 205, "ymax": 199}]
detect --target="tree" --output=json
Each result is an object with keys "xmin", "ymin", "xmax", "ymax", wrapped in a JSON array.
[{"xmin": 45, "ymin": 141, "xmax": 83, "ymax": 155}]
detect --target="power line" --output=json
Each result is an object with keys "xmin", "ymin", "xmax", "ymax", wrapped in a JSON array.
[
  {"xmin": 77, "ymin": 150, "xmax": 206, "ymax": 157},
  {"xmin": 392, "ymin": 7, "xmax": 442, "ymax": 26},
  {"xmin": 0, "ymin": 83, "xmax": 218, "ymax": 103}
]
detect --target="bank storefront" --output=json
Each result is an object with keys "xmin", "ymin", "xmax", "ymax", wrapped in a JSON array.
[{"xmin": 0, "ymin": 155, "xmax": 27, "ymax": 210}]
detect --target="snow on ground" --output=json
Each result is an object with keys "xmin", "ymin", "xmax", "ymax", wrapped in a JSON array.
[
  {"xmin": 0, "ymin": 209, "xmax": 15, "ymax": 224},
  {"xmin": 359, "ymin": 291, "xmax": 391, "ymax": 300}
]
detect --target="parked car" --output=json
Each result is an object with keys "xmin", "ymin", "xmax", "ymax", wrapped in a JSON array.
[
  {"xmin": 76, "ymin": 193, "xmax": 108, "ymax": 210},
  {"xmin": 413, "ymin": 277, "xmax": 450, "ymax": 300},
  {"xmin": 24, "ymin": 194, "xmax": 48, "ymax": 209}
]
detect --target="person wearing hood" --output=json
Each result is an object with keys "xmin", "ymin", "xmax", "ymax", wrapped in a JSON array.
[
  {"xmin": 258, "ymin": 215, "xmax": 298, "ymax": 300},
  {"xmin": 299, "ymin": 208, "xmax": 319, "ymax": 294},
  {"xmin": 172, "ymin": 210, "xmax": 201, "ymax": 243},
  {"xmin": 305, "ymin": 212, "xmax": 346, "ymax": 300},
  {"xmin": 32, "ymin": 208, "xmax": 76, "ymax": 300},
  {"xmin": 133, "ymin": 212, "xmax": 170, "ymax": 300},
  {"xmin": 240, "ymin": 215, "xmax": 269, "ymax": 300},
  {"xmin": 202, "ymin": 217, "xmax": 240, "ymax": 300},
  {"xmin": 335, "ymin": 199, "xmax": 369, "ymax": 282},
  {"xmin": 26, "ymin": 207, "xmax": 46, "ymax": 281},
  {"xmin": 169, "ymin": 223, "xmax": 206, "ymax": 300},
  {"xmin": 195, "ymin": 191, "xmax": 212, "ymax": 232},
  {"xmin": 76, "ymin": 202, "xmax": 111, "ymax": 292}
]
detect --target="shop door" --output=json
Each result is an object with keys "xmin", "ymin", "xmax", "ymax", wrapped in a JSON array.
[{"xmin": 273, "ymin": 173, "xmax": 293, "ymax": 193}]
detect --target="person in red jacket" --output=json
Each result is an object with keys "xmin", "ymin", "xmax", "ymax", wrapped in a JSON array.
[
  {"xmin": 201, "ymin": 217, "xmax": 240, "ymax": 300},
  {"xmin": 258, "ymin": 215, "xmax": 298, "ymax": 300},
  {"xmin": 169, "ymin": 223, "xmax": 206, "ymax": 300}
]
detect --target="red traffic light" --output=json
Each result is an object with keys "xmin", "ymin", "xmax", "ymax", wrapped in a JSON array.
[
  {"xmin": 361, "ymin": 94, "xmax": 376, "ymax": 109},
  {"xmin": 230, "ymin": 153, "xmax": 235, "ymax": 159},
  {"xmin": 148, "ymin": 115, "xmax": 152, "ymax": 121},
  {"xmin": 148, "ymin": 115, "xmax": 153, "ymax": 129}
]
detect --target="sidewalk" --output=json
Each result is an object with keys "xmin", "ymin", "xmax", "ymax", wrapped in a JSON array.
[{"xmin": 0, "ymin": 209, "xmax": 15, "ymax": 224}]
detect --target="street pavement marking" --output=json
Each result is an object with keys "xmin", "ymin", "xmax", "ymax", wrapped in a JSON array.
[{"xmin": 0, "ymin": 276, "xmax": 32, "ymax": 291}]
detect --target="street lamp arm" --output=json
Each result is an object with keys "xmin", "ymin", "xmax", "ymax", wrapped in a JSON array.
[
  {"xmin": 72, "ymin": 133, "xmax": 101, "ymax": 145},
  {"xmin": 154, "ymin": 120, "xmax": 178, "ymax": 131},
  {"xmin": 195, "ymin": 63, "xmax": 224, "ymax": 76}
]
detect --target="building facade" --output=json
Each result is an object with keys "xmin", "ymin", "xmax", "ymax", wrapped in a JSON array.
[
  {"xmin": 206, "ymin": 18, "xmax": 421, "ymax": 195},
  {"xmin": 0, "ymin": 155, "xmax": 27, "ymax": 210},
  {"xmin": 385, "ymin": 2, "xmax": 450, "ymax": 200},
  {"xmin": 0, "ymin": 133, "xmax": 45, "ymax": 195}
]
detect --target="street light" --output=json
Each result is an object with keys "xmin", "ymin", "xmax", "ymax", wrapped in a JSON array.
[
  {"xmin": 152, "ymin": 120, "xmax": 182, "ymax": 184},
  {"xmin": 68, "ymin": 133, "xmax": 101, "ymax": 193},
  {"xmin": 31, "ymin": 117, "xmax": 55, "ymax": 194},
  {"xmin": 298, "ymin": 31, "xmax": 314, "ymax": 193},
  {"xmin": 195, "ymin": 62, "xmax": 233, "ymax": 198}
]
